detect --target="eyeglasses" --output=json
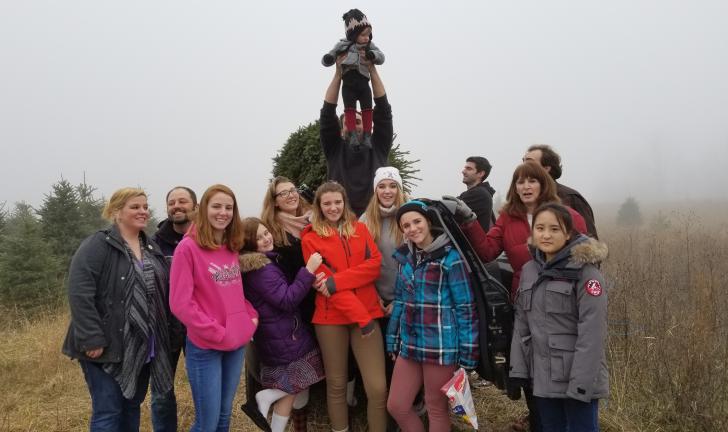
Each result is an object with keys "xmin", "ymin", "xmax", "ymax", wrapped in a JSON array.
[{"xmin": 275, "ymin": 188, "xmax": 299, "ymax": 199}]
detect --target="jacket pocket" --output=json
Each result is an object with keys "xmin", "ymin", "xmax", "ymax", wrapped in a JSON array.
[
  {"xmin": 220, "ymin": 311, "xmax": 255, "ymax": 350},
  {"xmin": 548, "ymin": 333, "xmax": 577, "ymax": 382},
  {"xmin": 544, "ymin": 282, "xmax": 575, "ymax": 314}
]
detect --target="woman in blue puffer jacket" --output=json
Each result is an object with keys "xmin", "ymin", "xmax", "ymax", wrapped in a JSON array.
[{"xmin": 239, "ymin": 217, "xmax": 326, "ymax": 432}]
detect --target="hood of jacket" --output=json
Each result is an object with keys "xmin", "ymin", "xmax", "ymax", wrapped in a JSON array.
[
  {"xmin": 239, "ymin": 251, "xmax": 276, "ymax": 273},
  {"xmin": 481, "ymin": 181, "xmax": 496, "ymax": 196},
  {"xmin": 531, "ymin": 235, "xmax": 608, "ymax": 271},
  {"xmin": 396, "ymin": 231, "xmax": 452, "ymax": 265}
]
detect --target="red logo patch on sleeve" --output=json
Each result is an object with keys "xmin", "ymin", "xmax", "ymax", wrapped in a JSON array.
[{"xmin": 585, "ymin": 279, "xmax": 602, "ymax": 296}]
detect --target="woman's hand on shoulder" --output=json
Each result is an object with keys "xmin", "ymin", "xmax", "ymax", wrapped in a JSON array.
[{"xmin": 306, "ymin": 252, "xmax": 323, "ymax": 274}]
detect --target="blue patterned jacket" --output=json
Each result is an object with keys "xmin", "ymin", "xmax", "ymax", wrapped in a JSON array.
[{"xmin": 386, "ymin": 235, "xmax": 479, "ymax": 369}]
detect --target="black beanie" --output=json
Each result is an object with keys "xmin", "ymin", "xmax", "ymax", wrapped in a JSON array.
[
  {"xmin": 343, "ymin": 9, "xmax": 372, "ymax": 42},
  {"xmin": 396, "ymin": 200, "xmax": 432, "ymax": 228}
]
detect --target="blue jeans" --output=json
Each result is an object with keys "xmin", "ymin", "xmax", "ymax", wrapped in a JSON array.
[
  {"xmin": 80, "ymin": 360, "xmax": 150, "ymax": 432},
  {"xmin": 151, "ymin": 347, "xmax": 182, "ymax": 432},
  {"xmin": 185, "ymin": 338, "xmax": 245, "ymax": 432},
  {"xmin": 535, "ymin": 397, "xmax": 599, "ymax": 432}
]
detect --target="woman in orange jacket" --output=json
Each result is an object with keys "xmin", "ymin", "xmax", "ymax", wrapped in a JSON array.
[{"xmin": 301, "ymin": 181, "xmax": 387, "ymax": 432}]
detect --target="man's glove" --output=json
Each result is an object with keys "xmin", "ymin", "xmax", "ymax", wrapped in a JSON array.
[
  {"xmin": 365, "ymin": 50, "xmax": 376, "ymax": 61},
  {"xmin": 442, "ymin": 195, "xmax": 477, "ymax": 224},
  {"xmin": 505, "ymin": 377, "xmax": 530, "ymax": 401}
]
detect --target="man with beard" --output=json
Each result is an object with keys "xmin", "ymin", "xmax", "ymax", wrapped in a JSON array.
[
  {"xmin": 150, "ymin": 186, "xmax": 197, "ymax": 432},
  {"xmin": 459, "ymin": 156, "xmax": 496, "ymax": 231}
]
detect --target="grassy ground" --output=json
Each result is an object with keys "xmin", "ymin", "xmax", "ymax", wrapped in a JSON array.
[{"xmin": 0, "ymin": 310, "xmax": 529, "ymax": 431}]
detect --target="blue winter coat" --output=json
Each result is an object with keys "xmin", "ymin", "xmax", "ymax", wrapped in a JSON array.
[
  {"xmin": 240, "ymin": 251, "xmax": 318, "ymax": 366},
  {"xmin": 386, "ymin": 235, "xmax": 479, "ymax": 369}
]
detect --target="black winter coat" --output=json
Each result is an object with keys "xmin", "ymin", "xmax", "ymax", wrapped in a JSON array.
[{"xmin": 61, "ymin": 226, "xmax": 178, "ymax": 362}]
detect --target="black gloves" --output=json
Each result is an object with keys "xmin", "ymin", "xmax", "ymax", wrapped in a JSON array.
[
  {"xmin": 506, "ymin": 377, "xmax": 530, "ymax": 401},
  {"xmin": 365, "ymin": 50, "xmax": 376, "ymax": 61}
]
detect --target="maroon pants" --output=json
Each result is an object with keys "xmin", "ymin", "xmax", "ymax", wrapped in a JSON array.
[{"xmin": 387, "ymin": 357, "xmax": 457, "ymax": 432}]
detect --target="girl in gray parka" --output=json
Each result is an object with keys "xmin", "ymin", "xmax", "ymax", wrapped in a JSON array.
[
  {"xmin": 509, "ymin": 203, "xmax": 609, "ymax": 432},
  {"xmin": 322, "ymin": 8, "xmax": 384, "ymax": 150}
]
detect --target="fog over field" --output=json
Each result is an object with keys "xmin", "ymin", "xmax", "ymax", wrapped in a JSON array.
[{"xmin": 1, "ymin": 0, "xmax": 726, "ymax": 216}]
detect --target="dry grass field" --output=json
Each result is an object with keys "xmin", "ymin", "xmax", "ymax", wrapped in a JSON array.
[{"xmin": 2, "ymin": 208, "xmax": 727, "ymax": 431}]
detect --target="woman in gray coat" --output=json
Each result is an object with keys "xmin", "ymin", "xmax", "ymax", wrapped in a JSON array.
[
  {"xmin": 510, "ymin": 203, "xmax": 608, "ymax": 432},
  {"xmin": 62, "ymin": 188, "xmax": 174, "ymax": 431}
]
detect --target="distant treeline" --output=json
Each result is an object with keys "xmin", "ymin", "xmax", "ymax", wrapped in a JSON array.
[{"xmin": 0, "ymin": 180, "xmax": 149, "ymax": 310}]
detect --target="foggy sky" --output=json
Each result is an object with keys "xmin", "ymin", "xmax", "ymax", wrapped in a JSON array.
[{"xmin": 1, "ymin": 0, "xmax": 726, "ymax": 217}]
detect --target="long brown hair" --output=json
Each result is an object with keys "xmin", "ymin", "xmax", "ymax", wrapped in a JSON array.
[
  {"xmin": 501, "ymin": 162, "xmax": 560, "ymax": 219},
  {"xmin": 194, "ymin": 184, "xmax": 244, "ymax": 251},
  {"xmin": 362, "ymin": 182, "xmax": 406, "ymax": 244},
  {"xmin": 310, "ymin": 181, "xmax": 357, "ymax": 238},
  {"xmin": 260, "ymin": 176, "xmax": 311, "ymax": 246},
  {"xmin": 240, "ymin": 217, "xmax": 266, "ymax": 253}
]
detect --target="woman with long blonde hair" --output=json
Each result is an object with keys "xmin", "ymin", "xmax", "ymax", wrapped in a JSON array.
[
  {"xmin": 359, "ymin": 167, "xmax": 407, "ymax": 431},
  {"xmin": 301, "ymin": 181, "xmax": 387, "ymax": 432}
]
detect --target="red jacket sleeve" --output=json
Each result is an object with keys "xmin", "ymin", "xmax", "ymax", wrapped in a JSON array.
[{"xmin": 462, "ymin": 213, "xmax": 505, "ymax": 263}]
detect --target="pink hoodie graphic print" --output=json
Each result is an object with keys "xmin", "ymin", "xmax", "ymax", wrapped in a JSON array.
[{"xmin": 170, "ymin": 236, "xmax": 258, "ymax": 351}]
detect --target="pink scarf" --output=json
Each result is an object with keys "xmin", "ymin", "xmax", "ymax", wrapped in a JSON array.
[{"xmin": 276, "ymin": 210, "xmax": 312, "ymax": 239}]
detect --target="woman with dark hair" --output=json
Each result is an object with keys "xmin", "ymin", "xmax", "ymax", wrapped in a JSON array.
[
  {"xmin": 510, "ymin": 202, "xmax": 608, "ymax": 432},
  {"xmin": 239, "ymin": 217, "xmax": 326, "ymax": 432},
  {"xmin": 462, "ymin": 162, "xmax": 587, "ymax": 301},
  {"xmin": 301, "ymin": 181, "xmax": 387, "ymax": 432},
  {"xmin": 386, "ymin": 200, "xmax": 479, "ymax": 432},
  {"xmin": 454, "ymin": 162, "xmax": 588, "ymax": 432},
  {"xmin": 62, "ymin": 188, "xmax": 175, "ymax": 431},
  {"xmin": 170, "ymin": 184, "xmax": 259, "ymax": 432}
]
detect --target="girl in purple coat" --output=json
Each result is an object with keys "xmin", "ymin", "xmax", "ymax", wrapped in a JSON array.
[{"xmin": 239, "ymin": 217, "xmax": 326, "ymax": 432}]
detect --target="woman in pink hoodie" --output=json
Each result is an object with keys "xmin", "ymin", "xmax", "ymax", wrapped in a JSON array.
[{"xmin": 170, "ymin": 184, "xmax": 259, "ymax": 432}]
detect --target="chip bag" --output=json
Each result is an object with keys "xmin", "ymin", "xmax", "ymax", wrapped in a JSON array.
[{"xmin": 440, "ymin": 367, "xmax": 478, "ymax": 429}]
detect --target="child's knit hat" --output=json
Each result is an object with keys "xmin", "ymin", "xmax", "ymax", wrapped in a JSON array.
[{"xmin": 343, "ymin": 9, "xmax": 372, "ymax": 42}]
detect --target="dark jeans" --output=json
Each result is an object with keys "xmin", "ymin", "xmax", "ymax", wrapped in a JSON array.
[
  {"xmin": 80, "ymin": 360, "xmax": 150, "ymax": 432},
  {"xmin": 342, "ymin": 70, "xmax": 372, "ymax": 110},
  {"xmin": 151, "ymin": 347, "xmax": 182, "ymax": 432},
  {"xmin": 534, "ymin": 397, "xmax": 599, "ymax": 432},
  {"xmin": 185, "ymin": 338, "xmax": 245, "ymax": 432},
  {"xmin": 525, "ymin": 386, "xmax": 543, "ymax": 432}
]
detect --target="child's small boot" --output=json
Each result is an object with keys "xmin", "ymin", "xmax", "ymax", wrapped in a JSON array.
[{"xmin": 361, "ymin": 132, "xmax": 372, "ymax": 149}]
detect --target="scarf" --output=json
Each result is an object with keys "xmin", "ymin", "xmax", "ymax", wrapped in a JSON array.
[
  {"xmin": 379, "ymin": 205, "xmax": 397, "ymax": 217},
  {"xmin": 103, "ymin": 244, "xmax": 173, "ymax": 399},
  {"xmin": 277, "ymin": 210, "xmax": 312, "ymax": 240}
]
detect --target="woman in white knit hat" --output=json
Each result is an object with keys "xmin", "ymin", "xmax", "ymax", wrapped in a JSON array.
[{"xmin": 360, "ymin": 166, "xmax": 408, "ymax": 431}]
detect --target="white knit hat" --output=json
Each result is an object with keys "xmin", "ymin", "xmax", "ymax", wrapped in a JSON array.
[{"xmin": 373, "ymin": 166, "xmax": 403, "ymax": 191}]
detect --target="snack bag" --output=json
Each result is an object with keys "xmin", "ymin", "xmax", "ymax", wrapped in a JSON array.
[{"xmin": 440, "ymin": 367, "xmax": 478, "ymax": 429}]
